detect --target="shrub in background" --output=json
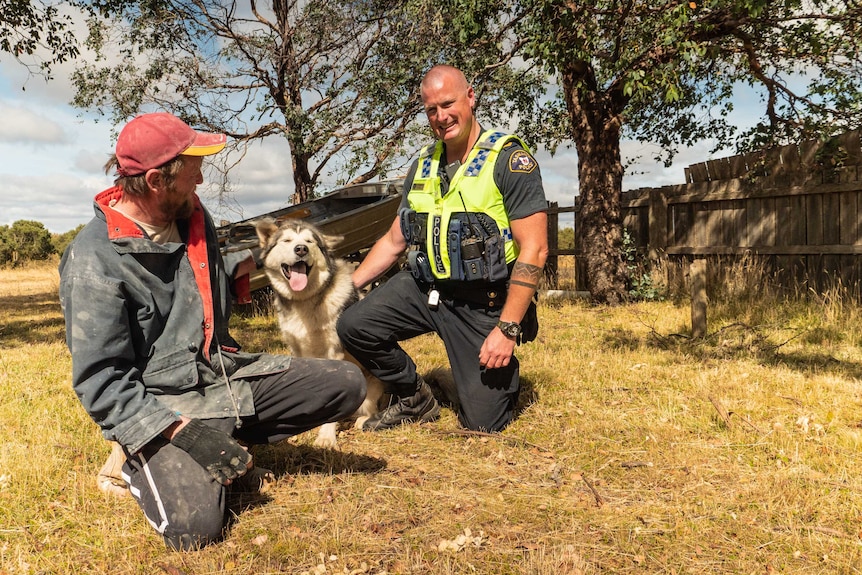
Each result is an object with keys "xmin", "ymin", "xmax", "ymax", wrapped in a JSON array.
[
  {"xmin": 0, "ymin": 220, "xmax": 55, "ymax": 267},
  {"xmin": 622, "ymin": 228, "xmax": 665, "ymax": 301},
  {"xmin": 52, "ymin": 224, "xmax": 85, "ymax": 258}
]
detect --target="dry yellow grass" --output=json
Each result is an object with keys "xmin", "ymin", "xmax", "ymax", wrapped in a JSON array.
[{"xmin": 3, "ymin": 260, "xmax": 862, "ymax": 574}]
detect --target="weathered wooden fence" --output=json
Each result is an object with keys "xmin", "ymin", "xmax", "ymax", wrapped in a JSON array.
[
  {"xmin": 544, "ymin": 202, "xmax": 577, "ymax": 288},
  {"xmin": 619, "ymin": 130, "xmax": 862, "ymax": 293}
]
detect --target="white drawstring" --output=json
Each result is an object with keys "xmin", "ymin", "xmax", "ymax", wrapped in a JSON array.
[{"xmin": 215, "ymin": 340, "xmax": 243, "ymax": 429}]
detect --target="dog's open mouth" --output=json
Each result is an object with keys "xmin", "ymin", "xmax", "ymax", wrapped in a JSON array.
[{"xmin": 282, "ymin": 261, "xmax": 310, "ymax": 291}]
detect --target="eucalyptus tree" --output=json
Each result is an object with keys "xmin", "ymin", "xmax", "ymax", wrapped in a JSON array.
[
  {"xmin": 513, "ymin": 0, "xmax": 862, "ymax": 303},
  {"xmin": 1, "ymin": 0, "xmax": 80, "ymax": 77},
  {"xmin": 71, "ymin": 0, "xmax": 533, "ymax": 204}
]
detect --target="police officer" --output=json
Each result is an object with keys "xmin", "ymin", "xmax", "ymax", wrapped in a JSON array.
[{"xmin": 337, "ymin": 65, "xmax": 548, "ymax": 432}]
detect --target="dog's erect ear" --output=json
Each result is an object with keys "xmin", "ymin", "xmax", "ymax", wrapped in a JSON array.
[
  {"xmin": 319, "ymin": 232, "xmax": 344, "ymax": 250},
  {"xmin": 254, "ymin": 218, "xmax": 279, "ymax": 245}
]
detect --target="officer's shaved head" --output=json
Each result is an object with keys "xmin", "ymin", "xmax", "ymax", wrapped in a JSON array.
[{"xmin": 421, "ymin": 65, "xmax": 470, "ymax": 97}]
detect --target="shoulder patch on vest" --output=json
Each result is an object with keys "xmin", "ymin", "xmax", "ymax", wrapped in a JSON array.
[{"xmin": 509, "ymin": 150, "xmax": 537, "ymax": 174}]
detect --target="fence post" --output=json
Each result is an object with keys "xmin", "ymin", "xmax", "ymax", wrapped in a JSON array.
[
  {"xmin": 545, "ymin": 201, "xmax": 559, "ymax": 289},
  {"xmin": 648, "ymin": 188, "xmax": 669, "ymax": 287},
  {"xmin": 691, "ymin": 258, "xmax": 707, "ymax": 338},
  {"xmin": 648, "ymin": 188, "xmax": 668, "ymax": 256}
]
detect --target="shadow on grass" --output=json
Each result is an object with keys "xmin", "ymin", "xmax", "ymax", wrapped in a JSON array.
[
  {"xmin": 253, "ymin": 442, "xmax": 388, "ymax": 478},
  {"xmin": 241, "ymin": 378, "xmax": 539, "ymax": 482},
  {"xmin": 516, "ymin": 375, "xmax": 539, "ymax": 418},
  {"xmin": 601, "ymin": 323, "xmax": 862, "ymax": 381},
  {"xmin": 0, "ymin": 292, "xmax": 66, "ymax": 345},
  {"xmin": 227, "ymin": 443, "xmax": 389, "ymax": 514}
]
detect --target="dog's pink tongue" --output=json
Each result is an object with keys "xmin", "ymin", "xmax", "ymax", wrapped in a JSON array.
[{"xmin": 289, "ymin": 263, "xmax": 308, "ymax": 291}]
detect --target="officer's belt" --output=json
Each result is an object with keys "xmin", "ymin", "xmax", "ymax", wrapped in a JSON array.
[{"xmin": 435, "ymin": 282, "xmax": 507, "ymax": 308}]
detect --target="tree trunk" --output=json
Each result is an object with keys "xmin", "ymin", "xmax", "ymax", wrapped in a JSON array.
[
  {"xmin": 562, "ymin": 70, "xmax": 629, "ymax": 305},
  {"xmin": 290, "ymin": 148, "xmax": 313, "ymax": 205}
]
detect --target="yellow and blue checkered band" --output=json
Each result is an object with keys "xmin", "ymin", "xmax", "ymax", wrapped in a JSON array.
[
  {"xmin": 421, "ymin": 155, "xmax": 433, "ymax": 178},
  {"xmin": 486, "ymin": 131, "xmax": 505, "ymax": 145},
  {"xmin": 465, "ymin": 149, "xmax": 490, "ymax": 176},
  {"xmin": 464, "ymin": 131, "xmax": 507, "ymax": 177}
]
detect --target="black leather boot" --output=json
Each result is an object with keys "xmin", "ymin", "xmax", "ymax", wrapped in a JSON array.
[{"xmin": 362, "ymin": 377, "xmax": 441, "ymax": 431}]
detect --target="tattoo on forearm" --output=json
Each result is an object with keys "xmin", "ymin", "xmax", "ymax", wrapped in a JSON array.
[{"xmin": 510, "ymin": 262, "xmax": 542, "ymax": 290}]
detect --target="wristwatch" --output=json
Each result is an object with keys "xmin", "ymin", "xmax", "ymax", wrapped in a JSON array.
[{"xmin": 497, "ymin": 320, "xmax": 522, "ymax": 339}]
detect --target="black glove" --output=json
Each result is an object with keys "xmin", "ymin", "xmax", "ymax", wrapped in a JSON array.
[{"xmin": 169, "ymin": 419, "xmax": 252, "ymax": 484}]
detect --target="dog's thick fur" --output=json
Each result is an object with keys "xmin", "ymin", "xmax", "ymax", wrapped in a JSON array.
[{"xmin": 255, "ymin": 217, "xmax": 386, "ymax": 448}]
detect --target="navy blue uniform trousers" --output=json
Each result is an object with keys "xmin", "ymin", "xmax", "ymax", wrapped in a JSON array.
[{"xmin": 337, "ymin": 271, "xmax": 519, "ymax": 432}]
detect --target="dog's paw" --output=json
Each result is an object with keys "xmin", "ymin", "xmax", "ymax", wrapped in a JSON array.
[
  {"xmin": 313, "ymin": 435, "xmax": 338, "ymax": 449},
  {"xmin": 314, "ymin": 423, "xmax": 338, "ymax": 449},
  {"xmin": 354, "ymin": 415, "xmax": 370, "ymax": 429}
]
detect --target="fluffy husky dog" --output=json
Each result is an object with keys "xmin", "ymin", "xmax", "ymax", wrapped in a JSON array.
[{"xmin": 255, "ymin": 217, "xmax": 386, "ymax": 448}]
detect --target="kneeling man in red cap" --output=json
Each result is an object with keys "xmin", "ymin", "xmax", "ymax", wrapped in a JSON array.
[{"xmin": 59, "ymin": 112, "xmax": 366, "ymax": 550}]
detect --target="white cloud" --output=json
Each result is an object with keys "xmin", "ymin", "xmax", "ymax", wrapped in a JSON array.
[
  {"xmin": 0, "ymin": 104, "xmax": 67, "ymax": 144},
  {"xmin": 72, "ymin": 147, "xmax": 113, "ymax": 175},
  {"xmin": 1, "ymin": 172, "xmax": 99, "ymax": 231},
  {"xmin": 229, "ymin": 139, "xmax": 294, "ymax": 186}
]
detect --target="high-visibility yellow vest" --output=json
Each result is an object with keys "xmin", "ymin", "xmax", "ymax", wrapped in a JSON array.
[{"xmin": 407, "ymin": 131, "xmax": 526, "ymax": 281}]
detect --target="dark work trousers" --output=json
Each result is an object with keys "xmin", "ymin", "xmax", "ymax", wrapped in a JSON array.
[
  {"xmin": 121, "ymin": 356, "xmax": 364, "ymax": 551},
  {"xmin": 337, "ymin": 270, "xmax": 519, "ymax": 432}
]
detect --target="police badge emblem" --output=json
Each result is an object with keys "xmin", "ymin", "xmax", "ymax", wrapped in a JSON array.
[{"xmin": 509, "ymin": 150, "xmax": 537, "ymax": 173}]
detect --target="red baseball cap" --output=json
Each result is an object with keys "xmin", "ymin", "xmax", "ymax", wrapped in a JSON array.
[{"xmin": 115, "ymin": 112, "xmax": 227, "ymax": 177}]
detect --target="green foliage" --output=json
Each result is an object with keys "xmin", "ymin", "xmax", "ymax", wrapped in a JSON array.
[
  {"xmin": 557, "ymin": 226, "xmax": 574, "ymax": 250},
  {"xmin": 0, "ymin": 226, "xmax": 12, "ymax": 265},
  {"xmin": 0, "ymin": 220, "xmax": 55, "ymax": 267},
  {"xmin": 517, "ymin": 0, "xmax": 862, "ymax": 163},
  {"xmin": 0, "ymin": 0, "xmax": 80, "ymax": 78},
  {"xmin": 52, "ymin": 224, "xmax": 85, "ymax": 257},
  {"xmin": 622, "ymin": 228, "xmax": 663, "ymax": 302},
  {"xmin": 814, "ymin": 135, "xmax": 850, "ymax": 181}
]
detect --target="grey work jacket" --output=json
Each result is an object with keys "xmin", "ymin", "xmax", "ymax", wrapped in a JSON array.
[{"xmin": 59, "ymin": 186, "xmax": 289, "ymax": 453}]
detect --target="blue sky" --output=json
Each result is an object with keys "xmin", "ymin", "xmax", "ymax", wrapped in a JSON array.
[{"xmin": 0, "ymin": 53, "xmax": 751, "ymax": 234}]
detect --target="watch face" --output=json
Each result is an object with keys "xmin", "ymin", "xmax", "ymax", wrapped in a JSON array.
[{"xmin": 500, "ymin": 322, "xmax": 521, "ymax": 337}]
